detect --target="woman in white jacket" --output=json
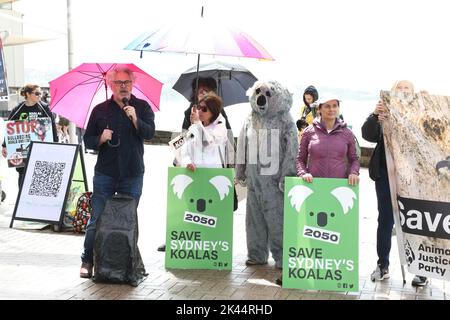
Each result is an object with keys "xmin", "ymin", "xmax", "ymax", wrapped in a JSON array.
[{"xmin": 181, "ymin": 93, "xmax": 229, "ymax": 170}]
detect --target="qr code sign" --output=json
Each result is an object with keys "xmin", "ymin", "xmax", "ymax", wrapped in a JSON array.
[{"xmin": 28, "ymin": 161, "xmax": 66, "ymax": 197}]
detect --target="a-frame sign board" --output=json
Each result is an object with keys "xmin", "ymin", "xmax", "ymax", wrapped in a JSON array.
[{"xmin": 10, "ymin": 141, "xmax": 88, "ymax": 229}]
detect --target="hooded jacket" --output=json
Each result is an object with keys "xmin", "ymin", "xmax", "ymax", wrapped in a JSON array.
[
  {"xmin": 297, "ymin": 118, "xmax": 360, "ymax": 178},
  {"xmin": 297, "ymin": 85, "xmax": 319, "ymax": 132},
  {"xmin": 302, "ymin": 85, "xmax": 319, "ymax": 106}
]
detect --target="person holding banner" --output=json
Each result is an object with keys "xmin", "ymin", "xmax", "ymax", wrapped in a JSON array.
[
  {"xmin": 1, "ymin": 84, "xmax": 58, "ymax": 187},
  {"xmin": 362, "ymin": 80, "xmax": 428, "ymax": 287},
  {"xmin": 296, "ymin": 97, "xmax": 360, "ymax": 185},
  {"xmin": 79, "ymin": 66, "xmax": 155, "ymax": 278}
]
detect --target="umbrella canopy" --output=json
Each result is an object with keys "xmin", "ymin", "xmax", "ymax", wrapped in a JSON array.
[
  {"xmin": 172, "ymin": 61, "xmax": 257, "ymax": 107},
  {"xmin": 124, "ymin": 17, "xmax": 274, "ymax": 61},
  {"xmin": 49, "ymin": 63, "xmax": 163, "ymax": 129}
]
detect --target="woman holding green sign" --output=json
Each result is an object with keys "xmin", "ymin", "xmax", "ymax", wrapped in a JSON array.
[
  {"xmin": 296, "ymin": 97, "xmax": 360, "ymax": 185},
  {"xmin": 276, "ymin": 97, "xmax": 360, "ymax": 286}
]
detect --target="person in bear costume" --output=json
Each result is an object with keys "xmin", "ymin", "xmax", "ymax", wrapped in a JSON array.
[{"xmin": 236, "ymin": 80, "xmax": 298, "ymax": 268}]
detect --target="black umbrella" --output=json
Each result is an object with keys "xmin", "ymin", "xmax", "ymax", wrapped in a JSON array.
[{"xmin": 172, "ymin": 61, "xmax": 258, "ymax": 107}]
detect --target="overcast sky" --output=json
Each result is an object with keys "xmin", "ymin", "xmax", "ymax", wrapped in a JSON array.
[{"xmin": 11, "ymin": 0, "xmax": 450, "ymax": 95}]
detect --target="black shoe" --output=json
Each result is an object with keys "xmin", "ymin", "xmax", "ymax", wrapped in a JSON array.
[
  {"xmin": 80, "ymin": 262, "xmax": 93, "ymax": 278},
  {"xmin": 412, "ymin": 275, "xmax": 428, "ymax": 286},
  {"xmin": 245, "ymin": 259, "xmax": 267, "ymax": 266},
  {"xmin": 275, "ymin": 276, "xmax": 282, "ymax": 286},
  {"xmin": 157, "ymin": 244, "xmax": 166, "ymax": 252}
]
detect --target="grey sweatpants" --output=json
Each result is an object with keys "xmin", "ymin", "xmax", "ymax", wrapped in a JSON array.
[{"xmin": 245, "ymin": 176, "xmax": 284, "ymax": 267}]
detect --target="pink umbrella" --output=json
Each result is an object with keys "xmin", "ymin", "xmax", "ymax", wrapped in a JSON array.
[{"xmin": 49, "ymin": 63, "xmax": 163, "ymax": 129}]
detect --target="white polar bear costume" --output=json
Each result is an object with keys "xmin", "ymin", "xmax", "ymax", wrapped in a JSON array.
[{"xmin": 236, "ymin": 80, "xmax": 298, "ymax": 268}]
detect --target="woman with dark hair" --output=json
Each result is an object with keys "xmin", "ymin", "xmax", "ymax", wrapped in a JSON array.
[
  {"xmin": 275, "ymin": 97, "xmax": 360, "ymax": 286},
  {"xmin": 1, "ymin": 84, "xmax": 58, "ymax": 187},
  {"xmin": 296, "ymin": 85, "xmax": 319, "ymax": 134},
  {"xmin": 297, "ymin": 97, "xmax": 360, "ymax": 185},
  {"xmin": 180, "ymin": 92, "xmax": 229, "ymax": 170}
]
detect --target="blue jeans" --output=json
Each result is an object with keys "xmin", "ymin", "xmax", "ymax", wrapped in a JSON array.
[
  {"xmin": 81, "ymin": 173, "xmax": 143, "ymax": 264},
  {"xmin": 375, "ymin": 167, "xmax": 394, "ymax": 269}
]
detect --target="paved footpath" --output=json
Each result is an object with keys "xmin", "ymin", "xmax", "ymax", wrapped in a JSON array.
[{"xmin": 0, "ymin": 145, "xmax": 448, "ymax": 300}]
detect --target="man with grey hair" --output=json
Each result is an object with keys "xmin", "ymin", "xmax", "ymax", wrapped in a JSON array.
[{"xmin": 79, "ymin": 66, "xmax": 155, "ymax": 278}]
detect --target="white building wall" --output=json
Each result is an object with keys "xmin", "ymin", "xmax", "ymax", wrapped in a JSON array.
[{"xmin": 0, "ymin": 8, "xmax": 24, "ymax": 111}]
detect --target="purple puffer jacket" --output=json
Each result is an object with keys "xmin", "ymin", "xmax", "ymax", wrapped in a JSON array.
[{"xmin": 297, "ymin": 118, "xmax": 360, "ymax": 178}]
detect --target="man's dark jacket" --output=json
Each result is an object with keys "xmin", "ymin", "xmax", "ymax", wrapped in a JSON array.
[{"xmin": 84, "ymin": 95, "xmax": 155, "ymax": 178}]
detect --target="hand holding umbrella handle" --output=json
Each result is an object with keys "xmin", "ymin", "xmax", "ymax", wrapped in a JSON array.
[{"xmin": 99, "ymin": 128, "xmax": 114, "ymax": 146}]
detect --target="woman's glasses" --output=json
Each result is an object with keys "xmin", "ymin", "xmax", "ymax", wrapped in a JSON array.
[
  {"xmin": 196, "ymin": 104, "xmax": 209, "ymax": 112},
  {"xmin": 33, "ymin": 91, "xmax": 42, "ymax": 96}
]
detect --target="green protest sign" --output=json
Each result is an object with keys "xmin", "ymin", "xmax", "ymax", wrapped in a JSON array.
[
  {"xmin": 165, "ymin": 167, "xmax": 234, "ymax": 270},
  {"xmin": 282, "ymin": 177, "xmax": 359, "ymax": 292}
]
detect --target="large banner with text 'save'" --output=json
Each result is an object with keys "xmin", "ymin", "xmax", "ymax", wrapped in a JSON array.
[{"xmin": 381, "ymin": 91, "xmax": 450, "ymax": 281}]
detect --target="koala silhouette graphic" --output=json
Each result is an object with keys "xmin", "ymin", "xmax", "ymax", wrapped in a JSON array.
[
  {"xmin": 282, "ymin": 178, "xmax": 359, "ymax": 292},
  {"xmin": 288, "ymin": 185, "xmax": 357, "ymax": 228},
  {"xmin": 171, "ymin": 174, "xmax": 232, "ymax": 214}
]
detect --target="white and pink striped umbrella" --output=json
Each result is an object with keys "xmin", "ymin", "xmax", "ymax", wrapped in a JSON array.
[{"xmin": 124, "ymin": 17, "xmax": 274, "ymax": 61}]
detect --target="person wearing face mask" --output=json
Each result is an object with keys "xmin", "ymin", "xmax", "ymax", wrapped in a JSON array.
[
  {"xmin": 1, "ymin": 84, "xmax": 58, "ymax": 187},
  {"xmin": 79, "ymin": 66, "xmax": 155, "ymax": 278},
  {"xmin": 362, "ymin": 80, "xmax": 428, "ymax": 287}
]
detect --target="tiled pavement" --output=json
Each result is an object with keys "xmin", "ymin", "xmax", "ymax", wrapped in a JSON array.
[{"xmin": 0, "ymin": 145, "xmax": 448, "ymax": 300}]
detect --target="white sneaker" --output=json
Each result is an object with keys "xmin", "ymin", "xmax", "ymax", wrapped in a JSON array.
[{"xmin": 370, "ymin": 265, "xmax": 390, "ymax": 281}]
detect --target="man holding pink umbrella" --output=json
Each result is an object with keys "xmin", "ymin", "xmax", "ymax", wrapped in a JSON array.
[{"xmin": 79, "ymin": 66, "xmax": 155, "ymax": 278}]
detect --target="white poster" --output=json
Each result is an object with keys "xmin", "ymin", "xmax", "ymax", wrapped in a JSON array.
[
  {"xmin": 4, "ymin": 118, "xmax": 54, "ymax": 168},
  {"xmin": 13, "ymin": 142, "xmax": 79, "ymax": 224},
  {"xmin": 381, "ymin": 91, "xmax": 450, "ymax": 281}
]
